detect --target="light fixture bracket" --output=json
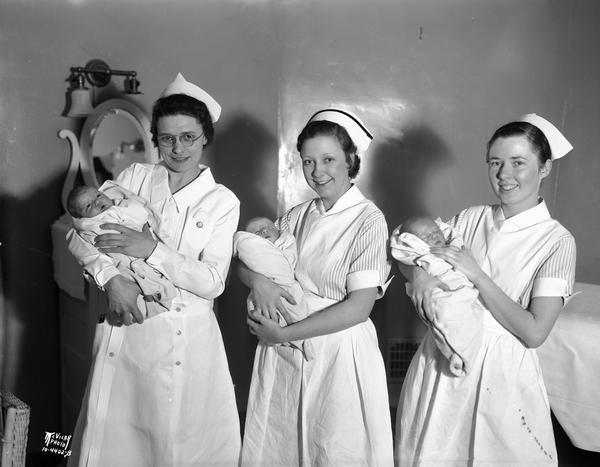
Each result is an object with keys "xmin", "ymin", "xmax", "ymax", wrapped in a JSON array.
[
  {"xmin": 69, "ymin": 59, "xmax": 139, "ymax": 91},
  {"xmin": 64, "ymin": 59, "xmax": 142, "ymax": 118},
  {"xmin": 84, "ymin": 59, "xmax": 111, "ymax": 87}
]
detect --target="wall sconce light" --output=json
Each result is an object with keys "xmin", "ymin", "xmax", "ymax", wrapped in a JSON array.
[{"xmin": 65, "ymin": 59, "xmax": 141, "ymax": 117}]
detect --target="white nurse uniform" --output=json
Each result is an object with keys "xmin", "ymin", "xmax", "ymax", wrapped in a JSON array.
[
  {"xmin": 67, "ymin": 163, "xmax": 241, "ymax": 467},
  {"xmin": 396, "ymin": 201, "xmax": 576, "ymax": 466},
  {"xmin": 241, "ymin": 185, "xmax": 394, "ymax": 466}
]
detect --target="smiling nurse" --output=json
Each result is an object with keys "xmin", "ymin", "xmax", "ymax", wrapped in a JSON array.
[
  {"xmin": 395, "ymin": 114, "xmax": 577, "ymax": 466},
  {"xmin": 239, "ymin": 108, "xmax": 393, "ymax": 466},
  {"xmin": 67, "ymin": 74, "xmax": 241, "ymax": 466}
]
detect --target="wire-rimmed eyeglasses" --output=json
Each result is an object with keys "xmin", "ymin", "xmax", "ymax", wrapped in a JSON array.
[{"xmin": 157, "ymin": 132, "xmax": 204, "ymax": 148}]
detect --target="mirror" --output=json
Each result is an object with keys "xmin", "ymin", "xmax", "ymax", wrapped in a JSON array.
[
  {"xmin": 90, "ymin": 112, "xmax": 145, "ymax": 184},
  {"xmin": 79, "ymin": 98, "xmax": 158, "ymax": 187}
]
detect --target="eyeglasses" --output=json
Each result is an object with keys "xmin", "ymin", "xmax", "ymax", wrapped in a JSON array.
[{"xmin": 157, "ymin": 132, "xmax": 204, "ymax": 148}]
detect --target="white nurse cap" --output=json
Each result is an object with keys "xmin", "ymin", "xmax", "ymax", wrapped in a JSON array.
[
  {"xmin": 160, "ymin": 73, "xmax": 222, "ymax": 123},
  {"xmin": 308, "ymin": 108, "xmax": 373, "ymax": 154},
  {"xmin": 518, "ymin": 113, "xmax": 573, "ymax": 160}
]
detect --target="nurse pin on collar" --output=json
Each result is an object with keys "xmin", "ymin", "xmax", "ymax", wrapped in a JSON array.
[
  {"xmin": 308, "ymin": 108, "xmax": 373, "ymax": 154},
  {"xmin": 518, "ymin": 113, "xmax": 573, "ymax": 160},
  {"xmin": 161, "ymin": 73, "xmax": 221, "ymax": 123}
]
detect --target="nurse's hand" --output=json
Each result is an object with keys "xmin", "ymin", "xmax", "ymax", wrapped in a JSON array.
[
  {"xmin": 430, "ymin": 245, "xmax": 485, "ymax": 284},
  {"xmin": 248, "ymin": 274, "xmax": 297, "ymax": 321},
  {"xmin": 95, "ymin": 223, "xmax": 157, "ymax": 259},
  {"xmin": 408, "ymin": 268, "xmax": 449, "ymax": 322},
  {"xmin": 247, "ymin": 311, "xmax": 287, "ymax": 345},
  {"xmin": 104, "ymin": 275, "xmax": 145, "ymax": 326}
]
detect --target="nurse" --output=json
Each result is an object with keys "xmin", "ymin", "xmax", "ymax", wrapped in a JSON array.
[
  {"xmin": 239, "ymin": 109, "xmax": 394, "ymax": 466},
  {"xmin": 67, "ymin": 74, "xmax": 241, "ymax": 466},
  {"xmin": 395, "ymin": 114, "xmax": 576, "ymax": 466}
]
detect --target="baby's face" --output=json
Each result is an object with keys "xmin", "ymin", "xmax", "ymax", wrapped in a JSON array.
[
  {"xmin": 412, "ymin": 219, "xmax": 446, "ymax": 247},
  {"xmin": 246, "ymin": 218, "xmax": 280, "ymax": 243},
  {"xmin": 74, "ymin": 187, "xmax": 114, "ymax": 218}
]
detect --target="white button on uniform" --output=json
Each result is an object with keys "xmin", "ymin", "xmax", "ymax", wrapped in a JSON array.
[
  {"xmin": 176, "ymin": 330, "xmax": 182, "ymax": 336},
  {"xmin": 196, "ymin": 221, "xmax": 203, "ymax": 228},
  {"xmin": 175, "ymin": 361, "xmax": 181, "ymax": 366},
  {"xmin": 108, "ymin": 352, "xmax": 114, "ymax": 357}
]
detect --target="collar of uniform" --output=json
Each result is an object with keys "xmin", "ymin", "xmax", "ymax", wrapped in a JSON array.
[
  {"xmin": 493, "ymin": 199, "xmax": 551, "ymax": 232},
  {"xmin": 152, "ymin": 164, "xmax": 215, "ymax": 210},
  {"xmin": 173, "ymin": 165, "xmax": 215, "ymax": 208},
  {"xmin": 313, "ymin": 184, "xmax": 365, "ymax": 216}
]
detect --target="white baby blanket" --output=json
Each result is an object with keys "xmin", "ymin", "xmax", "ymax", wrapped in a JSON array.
[
  {"xmin": 390, "ymin": 223, "xmax": 483, "ymax": 376},
  {"xmin": 71, "ymin": 182, "xmax": 175, "ymax": 318},
  {"xmin": 234, "ymin": 230, "xmax": 314, "ymax": 360}
]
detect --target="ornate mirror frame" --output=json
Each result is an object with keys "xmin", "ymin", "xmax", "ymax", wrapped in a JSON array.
[{"xmin": 58, "ymin": 98, "xmax": 158, "ymax": 212}]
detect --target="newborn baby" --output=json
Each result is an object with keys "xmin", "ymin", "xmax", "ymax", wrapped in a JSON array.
[
  {"xmin": 400, "ymin": 216, "xmax": 447, "ymax": 247},
  {"xmin": 235, "ymin": 216, "xmax": 313, "ymax": 360},
  {"xmin": 68, "ymin": 185, "xmax": 116, "ymax": 219},
  {"xmin": 246, "ymin": 217, "xmax": 284, "ymax": 243},
  {"xmin": 67, "ymin": 182, "xmax": 176, "ymax": 320},
  {"xmin": 391, "ymin": 215, "xmax": 483, "ymax": 376}
]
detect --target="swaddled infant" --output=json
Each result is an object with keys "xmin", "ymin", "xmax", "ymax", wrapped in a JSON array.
[
  {"xmin": 67, "ymin": 183, "xmax": 176, "ymax": 320},
  {"xmin": 400, "ymin": 216, "xmax": 447, "ymax": 247},
  {"xmin": 392, "ymin": 215, "xmax": 483, "ymax": 376},
  {"xmin": 245, "ymin": 217, "xmax": 295, "ymax": 256},
  {"xmin": 235, "ymin": 217, "xmax": 313, "ymax": 360}
]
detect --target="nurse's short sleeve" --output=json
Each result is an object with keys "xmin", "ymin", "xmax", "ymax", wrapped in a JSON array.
[
  {"xmin": 347, "ymin": 211, "xmax": 390, "ymax": 293},
  {"xmin": 532, "ymin": 234, "xmax": 576, "ymax": 299}
]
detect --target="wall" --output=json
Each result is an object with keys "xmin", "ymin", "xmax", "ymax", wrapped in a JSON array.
[
  {"xmin": 552, "ymin": 1, "xmax": 600, "ymax": 283},
  {"xmin": 1, "ymin": 0, "xmax": 599, "ymax": 456}
]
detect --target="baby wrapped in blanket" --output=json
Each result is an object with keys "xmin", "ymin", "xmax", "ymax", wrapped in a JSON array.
[
  {"xmin": 234, "ymin": 217, "xmax": 313, "ymax": 360},
  {"xmin": 66, "ymin": 182, "xmax": 176, "ymax": 319},
  {"xmin": 390, "ymin": 216, "xmax": 483, "ymax": 376}
]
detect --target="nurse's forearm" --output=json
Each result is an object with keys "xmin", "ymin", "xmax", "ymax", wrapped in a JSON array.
[
  {"xmin": 237, "ymin": 260, "xmax": 259, "ymax": 288},
  {"xmin": 146, "ymin": 242, "xmax": 227, "ymax": 299},
  {"xmin": 397, "ymin": 262, "xmax": 421, "ymax": 282},
  {"xmin": 472, "ymin": 274, "xmax": 560, "ymax": 348},
  {"xmin": 280, "ymin": 288, "xmax": 377, "ymax": 341},
  {"xmin": 146, "ymin": 205, "xmax": 239, "ymax": 300}
]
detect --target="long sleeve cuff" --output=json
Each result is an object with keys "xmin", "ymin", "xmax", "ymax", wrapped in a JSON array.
[
  {"xmin": 146, "ymin": 241, "xmax": 170, "ymax": 272},
  {"xmin": 94, "ymin": 266, "xmax": 121, "ymax": 288}
]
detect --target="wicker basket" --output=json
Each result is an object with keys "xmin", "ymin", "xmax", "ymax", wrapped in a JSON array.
[{"xmin": 1, "ymin": 390, "xmax": 30, "ymax": 467}]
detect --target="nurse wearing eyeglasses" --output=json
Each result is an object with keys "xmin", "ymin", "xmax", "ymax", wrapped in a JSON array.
[
  {"xmin": 67, "ymin": 74, "xmax": 241, "ymax": 466},
  {"xmin": 395, "ymin": 114, "xmax": 576, "ymax": 466}
]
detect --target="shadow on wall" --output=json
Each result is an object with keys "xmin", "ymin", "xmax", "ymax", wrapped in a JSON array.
[
  {"xmin": 368, "ymin": 123, "xmax": 454, "ymax": 340},
  {"xmin": 207, "ymin": 111, "xmax": 279, "ymax": 226},
  {"xmin": 205, "ymin": 112, "xmax": 278, "ymax": 413},
  {"xmin": 369, "ymin": 123, "xmax": 454, "ymax": 230},
  {"xmin": 0, "ymin": 173, "xmax": 65, "ymax": 454}
]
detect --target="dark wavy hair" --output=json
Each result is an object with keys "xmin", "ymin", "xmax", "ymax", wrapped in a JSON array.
[
  {"xmin": 486, "ymin": 121, "xmax": 552, "ymax": 165},
  {"xmin": 150, "ymin": 94, "xmax": 214, "ymax": 148},
  {"xmin": 296, "ymin": 120, "xmax": 361, "ymax": 179}
]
